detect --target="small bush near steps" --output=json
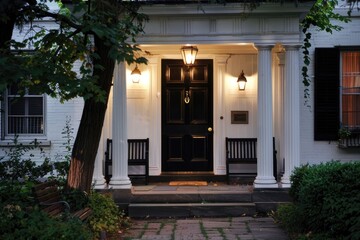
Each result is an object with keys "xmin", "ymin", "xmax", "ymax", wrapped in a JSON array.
[
  {"xmin": 88, "ymin": 191, "xmax": 131, "ymax": 239},
  {"xmin": 274, "ymin": 161, "xmax": 360, "ymax": 240}
]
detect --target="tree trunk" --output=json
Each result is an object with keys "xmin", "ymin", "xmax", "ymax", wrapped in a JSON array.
[{"xmin": 67, "ymin": 35, "xmax": 115, "ymax": 192}]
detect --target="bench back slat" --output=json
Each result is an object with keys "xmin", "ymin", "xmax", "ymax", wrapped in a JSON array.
[
  {"xmin": 43, "ymin": 203, "xmax": 66, "ymax": 216},
  {"xmin": 226, "ymin": 137, "xmax": 278, "ymax": 184},
  {"xmin": 105, "ymin": 138, "xmax": 149, "ymax": 184},
  {"xmin": 128, "ymin": 139, "xmax": 149, "ymax": 162},
  {"xmin": 226, "ymin": 138, "xmax": 257, "ymax": 162}
]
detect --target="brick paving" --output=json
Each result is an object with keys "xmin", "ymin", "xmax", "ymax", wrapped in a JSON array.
[{"xmin": 122, "ymin": 217, "xmax": 289, "ymax": 240}]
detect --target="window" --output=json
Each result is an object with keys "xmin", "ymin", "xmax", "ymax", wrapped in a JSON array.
[
  {"xmin": 314, "ymin": 47, "xmax": 360, "ymax": 141},
  {"xmin": 4, "ymin": 86, "xmax": 45, "ymax": 136},
  {"xmin": 341, "ymin": 51, "xmax": 360, "ymax": 131}
]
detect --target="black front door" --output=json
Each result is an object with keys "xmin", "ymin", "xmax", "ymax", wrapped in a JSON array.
[{"xmin": 161, "ymin": 59, "xmax": 213, "ymax": 172}]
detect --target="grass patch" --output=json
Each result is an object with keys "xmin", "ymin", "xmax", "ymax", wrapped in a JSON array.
[
  {"xmin": 137, "ymin": 222, "xmax": 148, "ymax": 239},
  {"xmin": 244, "ymin": 221, "xmax": 251, "ymax": 233},
  {"xmin": 156, "ymin": 221, "xmax": 165, "ymax": 235},
  {"xmin": 217, "ymin": 228, "xmax": 228, "ymax": 240},
  {"xmin": 170, "ymin": 222, "xmax": 177, "ymax": 240},
  {"xmin": 199, "ymin": 221, "xmax": 209, "ymax": 240}
]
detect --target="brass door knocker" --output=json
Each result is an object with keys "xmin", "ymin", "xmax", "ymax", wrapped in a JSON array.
[{"xmin": 184, "ymin": 90, "xmax": 190, "ymax": 104}]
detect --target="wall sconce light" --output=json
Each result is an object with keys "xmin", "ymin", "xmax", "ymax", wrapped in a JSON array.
[
  {"xmin": 181, "ymin": 46, "xmax": 198, "ymax": 65},
  {"xmin": 131, "ymin": 65, "xmax": 141, "ymax": 83},
  {"xmin": 237, "ymin": 70, "xmax": 247, "ymax": 91}
]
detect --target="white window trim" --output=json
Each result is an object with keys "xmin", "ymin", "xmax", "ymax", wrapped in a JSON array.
[{"xmin": 3, "ymin": 89, "xmax": 47, "ymax": 140}]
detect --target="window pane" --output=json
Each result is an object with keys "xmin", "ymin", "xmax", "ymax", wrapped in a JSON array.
[
  {"xmin": 342, "ymin": 52, "xmax": 360, "ymax": 129},
  {"xmin": 29, "ymin": 97, "xmax": 43, "ymax": 115},
  {"xmin": 6, "ymin": 89, "xmax": 44, "ymax": 135},
  {"xmin": 8, "ymin": 98, "xmax": 25, "ymax": 115}
]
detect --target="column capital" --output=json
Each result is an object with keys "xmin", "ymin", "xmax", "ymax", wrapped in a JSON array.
[
  {"xmin": 254, "ymin": 43, "xmax": 275, "ymax": 51},
  {"xmin": 282, "ymin": 43, "xmax": 302, "ymax": 50}
]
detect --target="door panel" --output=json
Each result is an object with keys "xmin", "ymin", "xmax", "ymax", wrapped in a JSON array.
[
  {"xmin": 189, "ymin": 87, "xmax": 208, "ymax": 124},
  {"xmin": 162, "ymin": 59, "xmax": 213, "ymax": 172},
  {"xmin": 166, "ymin": 88, "xmax": 185, "ymax": 124}
]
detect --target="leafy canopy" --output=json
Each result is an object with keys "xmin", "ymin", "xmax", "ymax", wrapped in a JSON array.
[{"xmin": 0, "ymin": 0, "xmax": 148, "ymax": 102}]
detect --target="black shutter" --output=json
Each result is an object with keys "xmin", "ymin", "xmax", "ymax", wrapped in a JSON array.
[{"xmin": 314, "ymin": 48, "xmax": 340, "ymax": 141}]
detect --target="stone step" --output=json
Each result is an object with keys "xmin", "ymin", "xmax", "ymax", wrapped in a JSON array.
[
  {"xmin": 130, "ymin": 192, "xmax": 253, "ymax": 203},
  {"xmin": 128, "ymin": 202, "xmax": 256, "ymax": 218}
]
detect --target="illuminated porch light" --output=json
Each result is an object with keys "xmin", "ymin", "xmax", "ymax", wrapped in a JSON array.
[
  {"xmin": 237, "ymin": 70, "xmax": 247, "ymax": 91},
  {"xmin": 181, "ymin": 46, "xmax": 198, "ymax": 65}
]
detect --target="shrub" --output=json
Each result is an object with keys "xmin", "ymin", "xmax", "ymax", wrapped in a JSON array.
[
  {"xmin": 277, "ymin": 161, "xmax": 360, "ymax": 239},
  {"xmin": 0, "ymin": 137, "xmax": 53, "ymax": 182},
  {"xmin": 0, "ymin": 181, "xmax": 92, "ymax": 240},
  {"xmin": 275, "ymin": 203, "xmax": 307, "ymax": 236},
  {"xmin": 88, "ymin": 191, "xmax": 130, "ymax": 237},
  {"xmin": 0, "ymin": 207, "xmax": 92, "ymax": 240},
  {"xmin": 298, "ymin": 161, "xmax": 360, "ymax": 238},
  {"xmin": 289, "ymin": 164, "xmax": 309, "ymax": 202}
]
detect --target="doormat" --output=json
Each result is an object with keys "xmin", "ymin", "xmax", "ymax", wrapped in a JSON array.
[{"xmin": 169, "ymin": 181, "xmax": 208, "ymax": 186}]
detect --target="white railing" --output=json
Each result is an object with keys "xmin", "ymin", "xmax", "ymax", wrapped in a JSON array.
[{"xmin": 7, "ymin": 116, "xmax": 44, "ymax": 134}]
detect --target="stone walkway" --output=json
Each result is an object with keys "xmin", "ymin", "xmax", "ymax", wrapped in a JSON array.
[{"xmin": 122, "ymin": 217, "xmax": 289, "ymax": 240}]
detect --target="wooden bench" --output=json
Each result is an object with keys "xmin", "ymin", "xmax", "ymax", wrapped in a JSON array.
[
  {"xmin": 225, "ymin": 137, "xmax": 277, "ymax": 184},
  {"xmin": 32, "ymin": 181, "xmax": 92, "ymax": 221},
  {"xmin": 105, "ymin": 138, "xmax": 149, "ymax": 184}
]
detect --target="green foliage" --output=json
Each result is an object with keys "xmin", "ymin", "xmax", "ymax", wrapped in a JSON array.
[
  {"xmin": 0, "ymin": 181, "xmax": 92, "ymax": 239},
  {"xmin": 298, "ymin": 161, "xmax": 360, "ymax": 238},
  {"xmin": 0, "ymin": 0, "xmax": 148, "ymax": 103},
  {"xmin": 338, "ymin": 127, "xmax": 351, "ymax": 139},
  {"xmin": 53, "ymin": 116, "xmax": 74, "ymax": 183},
  {"xmin": 0, "ymin": 206, "xmax": 92, "ymax": 240},
  {"xmin": 289, "ymin": 164, "xmax": 309, "ymax": 202},
  {"xmin": 0, "ymin": 119, "xmax": 94, "ymax": 239},
  {"xmin": 62, "ymin": 188, "xmax": 89, "ymax": 211},
  {"xmin": 0, "ymin": 118, "xmax": 74, "ymax": 183},
  {"xmin": 301, "ymin": 0, "xmax": 350, "ymax": 102},
  {"xmin": 0, "ymin": 137, "xmax": 53, "ymax": 182},
  {"xmin": 277, "ymin": 161, "xmax": 360, "ymax": 239},
  {"xmin": 273, "ymin": 203, "xmax": 307, "ymax": 238},
  {"xmin": 88, "ymin": 191, "xmax": 130, "ymax": 237}
]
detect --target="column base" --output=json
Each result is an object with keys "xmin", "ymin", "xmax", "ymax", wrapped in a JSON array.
[
  {"xmin": 254, "ymin": 176, "xmax": 278, "ymax": 188},
  {"xmin": 92, "ymin": 177, "xmax": 107, "ymax": 189},
  {"xmin": 109, "ymin": 177, "xmax": 132, "ymax": 189},
  {"xmin": 280, "ymin": 176, "xmax": 291, "ymax": 188}
]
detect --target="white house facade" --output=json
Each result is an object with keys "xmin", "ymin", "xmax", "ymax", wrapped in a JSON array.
[{"xmin": 1, "ymin": 2, "xmax": 359, "ymax": 189}]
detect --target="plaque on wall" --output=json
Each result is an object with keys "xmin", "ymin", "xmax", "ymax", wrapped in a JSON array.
[{"xmin": 231, "ymin": 111, "xmax": 249, "ymax": 124}]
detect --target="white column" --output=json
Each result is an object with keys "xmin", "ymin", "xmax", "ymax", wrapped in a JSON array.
[
  {"xmin": 109, "ymin": 62, "xmax": 131, "ymax": 189},
  {"xmin": 275, "ymin": 52, "xmax": 285, "ymax": 180},
  {"xmin": 148, "ymin": 56, "xmax": 161, "ymax": 176},
  {"xmin": 92, "ymin": 131, "xmax": 107, "ymax": 189},
  {"xmin": 254, "ymin": 44, "xmax": 278, "ymax": 188},
  {"xmin": 281, "ymin": 45, "xmax": 301, "ymax": 188},
  {"xmin": 214, "ymin": 55, "xmax": 229, "ymax": 175}
]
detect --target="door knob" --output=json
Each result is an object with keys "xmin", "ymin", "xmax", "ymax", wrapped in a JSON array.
[{"xmin": 208, "ymin": 127, "xmax": 213, "ymax": 132}]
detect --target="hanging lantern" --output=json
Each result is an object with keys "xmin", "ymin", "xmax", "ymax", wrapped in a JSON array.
[
  {"xmin": 181, "ymin": 46, "xmax": 198, "ymax": 65},
  {"xmin": 237, "ymin": 70, "xmax": 247, "ymax": 91},
  {"xmin": 131, "ymin": 65, "xmax": 141, "ymax": 83}
]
